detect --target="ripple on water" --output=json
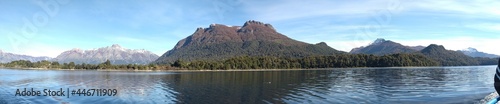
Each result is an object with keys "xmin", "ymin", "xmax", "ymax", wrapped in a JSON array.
[{"xmin": 0, "ymin": 66, "xmax": 497, "ymax": 104}]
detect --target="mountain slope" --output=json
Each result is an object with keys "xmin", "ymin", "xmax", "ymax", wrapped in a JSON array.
[
  {"xmin": 155, "ymin": 20, "xmax": 345, "ymax": 64},
  {"xmin": 54, "ymin": 44, "xmax": 159, "ymax": 65},
  {"xmin": 419, "ymin": 44, "xmax": 480, "ymax": 66},
  {"xmin": 459, "ymin": 47, "xmax": 499, "ymax": 58},
  {"xmin": 0, "ymin": 50, "xmax": 52, "ymax": 63},
  {"xmin": 350, "ymin": 38, "xmax": 418, "ymax": 55}
]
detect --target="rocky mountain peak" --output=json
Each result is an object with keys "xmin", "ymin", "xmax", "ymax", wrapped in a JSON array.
[
  {"xmin": 111, "ymin": 44, "xmax": 122, "ymax": 48},
  {"xmin": 0, "ymin": 51, "xmax": 53, "ymax": 63},
  {"xmin": 459, "ymin": 47, "xmax": 499, "ymax": 58},
  {"xmin": 196, "ymin": 27, "xmax": 204, "ymax": 31},
  {"xmin": 349, "ymin": 38, "xmax": 419, "ymax": 55},
  {"xmin": 242, "ymin": 20, "xmax": 275, "ymax": 31},
  {"xmin": 462, "ymin": 47, "xmax": 478, "ymax": 53},
  {"xmin": 173, "ymin": 20, "xmax": 290, "ymax": 49},
  {"xmin": 69, "ymin": 48, "xmax": 84, "ymax": 53},
  {"xmin": 370, "ymin": 38, "xmax": 388, "ymax": 45},
  {"xmin": 55, "ymin": 45, "xmax": 159, "ymax": 65}
]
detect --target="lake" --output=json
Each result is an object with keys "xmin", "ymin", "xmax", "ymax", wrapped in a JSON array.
[{"xmin": 0, "ymin": 66, "xmax": 496, "ymax": 104}]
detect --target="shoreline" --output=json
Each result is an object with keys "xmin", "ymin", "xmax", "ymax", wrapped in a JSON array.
[
  {"xmin": 0, "ymin": 67, "xmax": 328, "ymax": 72},
  {"xmin": 0, "ymin": 65, "xmax": 496, "ymax": 72}
]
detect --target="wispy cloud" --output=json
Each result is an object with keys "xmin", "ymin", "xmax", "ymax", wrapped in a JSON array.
[
  {"xmin": 242, "ymin": 0, "xmax": 396, "ymax": 22},
  {"xmin": 464, "ymin": 23, "xmax": 500, "ymax": 32},
  {"xmin": 12, "ymin": 42, "xmax": 66, "ymax": 58},
  {"xmin": 2, "ymin": 0, "xmax": 500, "ymax": 57},
  {"xmin": 406, "ymin": 0, "xmax": 500, "ymax": 17}
]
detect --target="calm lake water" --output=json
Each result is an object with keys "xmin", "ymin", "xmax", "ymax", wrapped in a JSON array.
[{"xmin": 0, "ymin": 66, "xmax": 496, "ymax": 104}]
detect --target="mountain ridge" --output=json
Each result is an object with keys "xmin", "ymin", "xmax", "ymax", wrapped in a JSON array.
[
  {"xmin": 419, "ymin": 44, "xmax": 482, "ymax": 66},
  {"xmin": 458, "ymin": 47, "xmax": 499, "ymax": 58},
  {"xmin": 350, "ymin": 38, "xmax": 419, "ymax": 55},
  {"xmin": 0, "ymin": 50, "xmax": 52, "ymax": 63},
  {"xmin": 54, "ymin": 44, "xmax": 159, "ymax": 65}
]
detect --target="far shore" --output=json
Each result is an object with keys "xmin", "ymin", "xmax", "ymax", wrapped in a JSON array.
[
  {"xmin": 0, "ymin": 65, "xmax": 496, "ymax": 72},
  {"xmin": 0, "ymin": 67, "xmax": 327, "ymax": 72}
]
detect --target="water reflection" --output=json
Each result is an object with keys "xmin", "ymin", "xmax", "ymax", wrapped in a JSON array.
[
  {"xmin": 159, "ymin": 70, "xmax": 338, "ymax": 104},
  {"xmin": 0, "ymin": 66, "xmax": 496, "ymax": 104}
]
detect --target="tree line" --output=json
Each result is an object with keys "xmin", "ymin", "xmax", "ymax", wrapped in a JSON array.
[
  {"xmin": 1, "ymin": 53, "xmax": 497, "ymax": 70},
  {"xmin": 175, "ymin": 53, "xmax": 441, "ymax": 70},
  {"xmin": 0, "ymin": 60, "xmax": 171, "ymax": 70}
]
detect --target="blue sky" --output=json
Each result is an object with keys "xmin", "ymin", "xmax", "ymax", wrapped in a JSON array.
[{"xmin": 1, "ymin": 0, "xmax": 499, "ymax": 57}]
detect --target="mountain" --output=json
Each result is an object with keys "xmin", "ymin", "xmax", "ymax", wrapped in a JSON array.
[
  {"xmin": 54, "ymin": 44, "xmax": 159, "ymax": 65},
  {"xmin": 154, "ymin": 20, "xmax": 345, "ymax": 64},
  {"xmin": 458, "ymin": 47, "xmax": 499, "ymax": 58},
  {"xmin": 419, "ymin": 44, "xmax": 480, "ymax": 66},
  {"xmin": 409, "ymin": 46, "xmax": 426, "ymax": 51},
  {"xmin": 350, "ymin": 38, "xmax": 418, "ymax": 55},
  {"xmin": 0, "ymin": 50, "xmax": 52, "ymax": 63}
]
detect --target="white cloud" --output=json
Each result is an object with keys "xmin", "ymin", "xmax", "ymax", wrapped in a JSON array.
[
  {"xmin": 242, "ymin": 0, "xmax": 399, "ymax": 22},
  {"xmin": 242, "ymin": 0, "xmax": 500, "ymax": 22},
  {"xmin": 325, "ymin": 40, "xmax": 373, "ymax": 52},
  {"xmin": 12, "ymin": 42, "xmax": 66, "ymax": 58},
  {"xmin": 405, "ymin": 0, "xmax": 500, "ymax": 17},
  {"xmin": 464, "ymin": 23, "xmax": 500, "ymax": 32}
]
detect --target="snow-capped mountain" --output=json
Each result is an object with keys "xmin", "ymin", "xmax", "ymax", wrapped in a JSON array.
[
  {"xmin": 459, "ymin": 47, "xmax": 499, "ymax": 58},
  {"xmin": 0, "ymin": 50, "xmax": 52, "ymax": 63},
  {"xmin": 349, "ymin": 38, "xmax": 421, "ymax": 55},
  {"xmin": 54, "ymin": 44, "xmax": 159, "ymax": 65}
]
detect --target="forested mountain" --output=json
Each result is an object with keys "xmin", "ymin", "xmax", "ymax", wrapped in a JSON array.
[
  {"xmin": 154, "ymin": 20, "xmax": 345, "ymax": 64},
  {"xmin": 0, "ymin": 50, "xmax": 52, "ymax": 63},
  {"xmin": 409, "ymin": 46, "xmax": 426, "ymax": 51},
  {"xmin": 458, "ymin": 47, "xmax": 499, "ymax": 58},
  {"xmin": 350, "ymin": 38, "xmax": 418, "ymax": 55},
  {"xmin": 348, "ymin": 39, "xmax": 498, "ymax": 66},
  {"xmin": 176, "ymin": 54, "xmax": 439, "ymax": 70},
  {"xmin": 419, "ymin": 44, "xmax": 496, "ymax": 66},
  {"xmin": 54, "ymin": 44, "xmax": 159, "ymax": 65}
]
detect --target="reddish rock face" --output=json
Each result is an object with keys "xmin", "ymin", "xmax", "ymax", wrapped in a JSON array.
[
  {"xmin": 155, "ymin": 20, "xmax": 344, "ymax": 64},
  {"xmin": 174, "ymin": 20, "xmax": 298, "ymax": 49}
]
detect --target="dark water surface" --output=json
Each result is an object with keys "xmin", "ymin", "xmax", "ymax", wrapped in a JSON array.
[{"xmin": 0, "ymin": 66, "xmax": 496, "ymax": 104}]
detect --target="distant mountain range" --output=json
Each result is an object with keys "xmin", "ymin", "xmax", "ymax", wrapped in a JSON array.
[
  {"xmin": 458, "ymin": 47, "xmax": 499, "ymax": 58},
  {"xmin": 419, "ymin": 44, "xmax": 482, "ymax": 66},
  {"xmin": 154, "ymin": 20, "xmax": 345, "ymax": 64},
  {"xmin": 0, "ymin": 50, "xmax": 52, "ymax": 63},
  {"xmin": 53, "ymin": 44, "xmax": 159, "ymax": 65},
  {"xmin": 351, "ymin": 38, "xmax": 499, "ymax": 58},
  {"xmin": 350, "ymin": 38, "xmax": 419, "ymax": 55}
]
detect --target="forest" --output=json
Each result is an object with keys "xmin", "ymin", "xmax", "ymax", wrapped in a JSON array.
[{"xmin": 2, "ymin": 53, "xmax": 495, "ymax": 70}]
